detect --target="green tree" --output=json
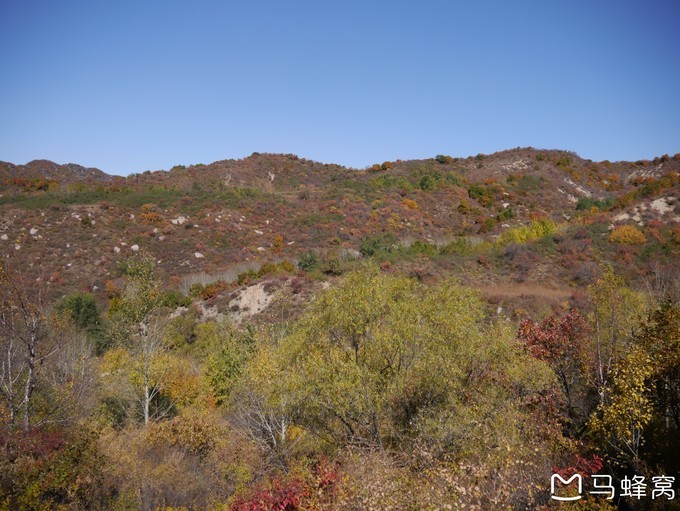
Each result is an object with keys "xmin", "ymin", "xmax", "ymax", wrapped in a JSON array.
[
  {"xmin": 588, "ymin": 266, "xmax": 647, "ymax": 403},
  {"xmin": 55, "ymin": 292, "xmax": 107, "ymax": 353},
  {"xmin": 110, "ymin": 255, "xmax": 164, "ymax": 326},
  {"xmin": 198, "ymin": 321, "xmax": 255, "ymax": 405},
  {"xmin": 56, "ymin": 293, "xmax": 100, "ymax": 331},
  {"xmin": 633, "ymin": 300, "xmax": 680, "ymax": 473},
  {"xmin": 589, "ymin": 346, "xmax": 654, "ymax": 466},
  {"xmin": 106, "ymin": 255, "xmax": 174, "ymax": 425},
  {"xmin": 244, "ymin": 265, "xmax": 557, "ymax": 458}
]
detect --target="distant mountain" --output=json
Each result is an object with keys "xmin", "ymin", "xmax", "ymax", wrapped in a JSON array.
[{"xmin": 0, "ymin": 159, "xmax": 112, "ymax": 185}]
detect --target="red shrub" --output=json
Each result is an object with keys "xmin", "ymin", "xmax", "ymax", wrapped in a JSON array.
[
  {"xmin": 553, "ymin": 454, "xmax": 603, "ymax": 479},
  {"xmin": 230, "ymin": 460, "xmax": 341, "ymax": 511}
]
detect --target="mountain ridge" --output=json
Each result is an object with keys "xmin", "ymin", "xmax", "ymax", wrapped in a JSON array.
[{"xmin": 0, "ymin": 159, "xmax": 112, "ymax": 185}]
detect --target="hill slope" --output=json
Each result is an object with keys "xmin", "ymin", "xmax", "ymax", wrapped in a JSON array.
[{"xmin": 0, "ymin": 148, "xmax": 678, "ymax": 315}]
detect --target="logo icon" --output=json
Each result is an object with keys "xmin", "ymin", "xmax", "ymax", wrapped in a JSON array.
[{"xmin": 551, "ymin": 474, "xmax": 583, "ymax": 501}]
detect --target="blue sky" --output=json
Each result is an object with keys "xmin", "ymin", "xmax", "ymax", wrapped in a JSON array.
[{"xmin": 1, "ymin": 0, "xmax": 679, "ymax": 175}]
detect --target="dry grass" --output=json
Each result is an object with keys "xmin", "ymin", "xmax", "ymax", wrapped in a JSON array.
[{"xmin": 178, "ymin": 261, "xmax": 261, "ymax": 293}]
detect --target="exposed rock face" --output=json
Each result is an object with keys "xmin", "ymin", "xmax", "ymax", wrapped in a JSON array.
[{"xmin": 228, "ymin": 282, "xmax": 277, "ymax": 323}]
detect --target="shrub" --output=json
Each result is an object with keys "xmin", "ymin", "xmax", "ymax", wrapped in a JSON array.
[
  {"xmin": 370, "ymin": 174, "xmax": 412, "ymax": 191},
  {"xmin": 298, "ymin": 251, "xmax": 319, "ymax": 271},
  {"xmin": 277, "ymin": 260, "xmax": 296, "ymax": 273},
  {"xmin": 258, "ymin": 262, "xmax": 277, "ymax": 276},
  {"xmin": 55, "ymin": 292, "xmax": 101, "ymax": 332},
  {"xmin": 516, "ymin": 175, "xmax": 544, "ymax": 191},
  {"xmin": 408, "ymin": 240, "xmax": 437, "ymax": 257},
  {"xmin": 147, "ymin": 412, "xmax": 221, "ymax": 456},
  {"xmin": 440, "ymin": 238, "xmax": 495, "ymax": 256},
  {"xmin": 441, "ymin": 238, "xmax": 472, "ymax": 255},
  {"xmin": 402, "ymin": 198, "xmax": 419, "ymax": 210},
  {"xmin": 496, "ymin": 219, "xmax": 557, "ymax": 246},
  {"xmin": 140, "ymin": 212, "xmax": 163, "ymax": 224},
  {"xmin": 556, "ymin": 156, "xmax": 571, "ymax": 167},
  {"xmin": 359, "ymin": 234, "xmax": 398, "ymax": 257},
  {"xmin": 497, "ymin": 207, "xmax": 515, "ymax": 221},
  {"xmin": 105, "ymin": 280, "xmax": 120, "ymax": 298},
  {"xmin": 608, "ymin": 225, "xmax": 646, "ymax": 245},
  {"xmin": 418, "ymin": 174, "xmax": 440, "ymax": 191},
  {"xmin": 670, "ymin": 226, "xmax": 680, "ymax": 245},
  {"xmin": 576, "ymin": 197, "xmax": 614, "ymax": 211},
  {"xmin": 230, "ymin": 460, "xmax": 341, "ymax": 511},
  {"xmin": 319, "ymin": 252, "xmax": 345, "ymax": 276},
  {"xmin": 468, "ymin": 184, "xmax": 494, "ymax": 207},
  {"xmin": 159, "ymin": 290, "xmax": 191, "ymax": 308},
  {"xmin": 236, "ymin": 269, "xmax": 259, "ymax": 285},
  {"xmin": 479, "ymin": 216, "xmax": 497, "ymax": 233},
  {"xmin": 291, "ymin": 277, "xmax": 304, "ymax": 294},
  {"xmin": 445, "ymin": 172, "xmax": 463, "ymax": 187},
  {"xmin": 435, "ymin": 154, "xmax": 454, "ymax": 164},
  {"xmin": 638, "ymin": 179, "xmax": 661, "ymax": 197},
  {"xmin": 189, "ymin": 282, "xmax": 223, "ymax": 300},
  {"xmin": 457, "ymin": 199, "xmax": 473, "ymax": 215}
]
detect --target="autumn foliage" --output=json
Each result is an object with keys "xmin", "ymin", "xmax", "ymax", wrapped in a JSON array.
[
  {"xmin": 608, "ymin": 224, "xmax": 646, "ymax": 244},
  {"xmin": 230, "ymin": 461, "xmax": 342, "ymax": 511},
  {"xmin": 0, "ymin": 147, "xmax": 679, "ymax": 509}
]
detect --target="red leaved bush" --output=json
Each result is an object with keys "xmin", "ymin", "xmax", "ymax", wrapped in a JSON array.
[
  {"xmin": 517, "ymin": 311, "xmax": 592, "ymax": 426},
  {"xmin": 518, "ymin": 311, "xmax": 590, "ymax": 369},
  {"xmin": 230, "ymin": 460, "xmax": 341, "ymax": 511},
  {"xmin": 0, "ymin": 427, "xmax": 66, "ymax": 458},
  {"xmin": 553, "ymin": 454, "xmax": 604, "ymax": 478}
]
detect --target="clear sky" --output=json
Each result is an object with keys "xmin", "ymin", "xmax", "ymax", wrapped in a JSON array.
[{"xmin": 1, "ymin": 0, "xmax": 679, "ymax": 175}]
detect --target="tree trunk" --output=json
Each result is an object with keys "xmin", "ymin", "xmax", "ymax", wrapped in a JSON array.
[
  {"xmin": 22, "ymin": 329, "xmax": 37, "ymax": 432},
  {"xmin": 144, "ymin": 377, "xmax": 150, "ymax": 425}
]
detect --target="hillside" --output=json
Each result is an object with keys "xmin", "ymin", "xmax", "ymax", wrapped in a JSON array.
[
  {"xmin": 1, "ymin": 148, "xmax": 679, "ymax": 510},
  {"xmin": 1, "ymin": 148, "xmax": 678, "ymax": 314}
]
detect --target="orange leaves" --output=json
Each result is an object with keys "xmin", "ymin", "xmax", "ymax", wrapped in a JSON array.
[
  {"xmin": 140, "ymin": 212, "xmax": 163, "ymax": 224},
  {"xmin": 608, "ymin": 225, "xmax": 646, "ymax": 245},
  {"xmin": 402, "ymin": 198, "xmax": 419, "ymax": 210}
]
